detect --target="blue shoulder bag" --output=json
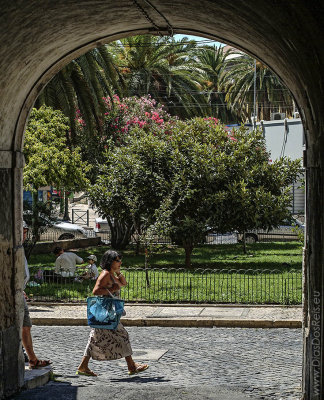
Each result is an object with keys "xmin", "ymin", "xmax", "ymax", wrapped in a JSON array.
[{"xmin": 87, "ymin": 296, "xmax": 125, "ymax": 330}]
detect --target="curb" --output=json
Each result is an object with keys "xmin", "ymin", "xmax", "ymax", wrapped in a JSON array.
[
  {"xmin": 24, "ymin": 365, "xmax": 52, "ymax": 390},
  {"xmin": 31, "ymin": 317, "xmax": 302, "ymax": 329},
  {"xmin": 29, "ymin": 302, "xmax": 303, "ymax": 308}
]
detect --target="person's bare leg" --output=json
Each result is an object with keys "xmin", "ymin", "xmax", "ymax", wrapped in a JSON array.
[
  {"xmin": 125, "ymin": 355, "xmax": 136, "ymax": 370},
  {"xmin": 78, "ymin": 356, "xmax": 90, "ymax": 370},
  {"xmin": 77, "ymin": 356, "xmax": 97, "ymax": 376},
  {"xmin": 22, "ymin": 326, "xmax": 37, "ymax": 362},
  {"xmin": 125, "ymin": 355, "xmax": 149, "ymax": 373}
]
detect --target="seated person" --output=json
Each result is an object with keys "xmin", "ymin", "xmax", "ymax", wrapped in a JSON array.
[
  {"xmin": 53, "ymin": 247, "xmax": 84, "ymax": 277},
  {"xmin": 75, "ymin": 255, "xmax": 99, "ymax": 282}
]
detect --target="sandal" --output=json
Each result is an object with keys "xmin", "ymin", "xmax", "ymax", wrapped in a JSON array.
[
  {"xmin": 29, "ymin": 359, "xmax": 51, "ymax": 369},
  {"xmin": 128, "ymin": 363, "xmax": 149, "ymax": 375},
  {"xmin": 76, "ymin": 369, "xmax": 97, "ymax": 377}
]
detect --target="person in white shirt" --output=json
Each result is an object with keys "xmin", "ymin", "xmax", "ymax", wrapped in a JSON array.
[
  {"xmin": 53, "ymin": 247, "xmax": 84, "ymax": 277},
  {"xmin": 75, "ymin": 255, "xmax": 99, "ymax": 282}
]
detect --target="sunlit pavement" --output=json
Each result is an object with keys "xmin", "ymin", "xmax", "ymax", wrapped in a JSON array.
[{"xmin": 12, "ymin": 325, "xmax": 302, "ymax": 400}]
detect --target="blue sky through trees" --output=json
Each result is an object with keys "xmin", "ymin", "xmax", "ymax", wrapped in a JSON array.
[{"xmin": 174, "ymin": 34, "xmax": 225, "ymax": 47}]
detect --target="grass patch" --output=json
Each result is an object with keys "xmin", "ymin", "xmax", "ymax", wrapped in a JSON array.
[
  {"xmin": 26, "ymin": 242, "xmax": 303, "ymax": 304},
  {"xmin": 28, "ymin": 241, "xmax": 303, "ymax": 270},
  {"xmin": 122, "ymin": 268, "xmax": 302, "ymax": 304}
]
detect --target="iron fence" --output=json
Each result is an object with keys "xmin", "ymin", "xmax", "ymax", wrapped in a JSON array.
[
  {"xmin": 25, "ymin": 267, "xmax": 302, "ymax": 305},
  {"xmin": 38, "ymin": 230, "xmax": 301, "ymax": 245},
  {"xmin": 72, "ymin": 209, "xmax": 90, "ymax": 226},
  {"xmin": 96, "ymin": 232, "xmax": 239, "ymax": 245},
  {"xmin": 37, "ymin": 228, "xmax": 96, "ymax": 242}
]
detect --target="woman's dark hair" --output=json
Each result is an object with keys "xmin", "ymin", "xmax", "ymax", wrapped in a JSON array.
[{"xmin": 100, "ymin": 250, "xmax": 122, "ymax": 271}]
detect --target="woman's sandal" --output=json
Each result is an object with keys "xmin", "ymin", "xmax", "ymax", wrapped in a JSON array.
[
  {"xmin": 76, "ymin": 369, "xmax": 97, "ymax": 377},
  {"xmin": 128, "ymin": 363, "xmax": 149, "ymax": 375},
  {"xmin": 29, "ymin": 359, "xmax": 52, "ymax": 369}
]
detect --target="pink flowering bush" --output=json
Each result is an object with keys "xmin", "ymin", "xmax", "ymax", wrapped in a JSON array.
[
  {"xmin": 75, "ymin": 109, "xmax": 86, "ymax": 127},
  {"xmin": 102, "ymin": 95, "xmax": 176, "ymax": 144},
  {"xmin": 74, "ymin": 95, "xmax": 176, "ymax": 181}
]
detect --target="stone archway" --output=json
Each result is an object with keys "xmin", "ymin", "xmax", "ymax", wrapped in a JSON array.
[{"xmin": 0, "ymin": 1, "xmax": 323, "ymax": 399}]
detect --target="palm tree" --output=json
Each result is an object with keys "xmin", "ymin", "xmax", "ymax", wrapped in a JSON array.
[
  {"xmin": 195, "ymin": 45, "xmax": 239, "ymax": 123},
  {"xmin": 223, "ymin": 54, "xmax": 293, "ymax": 122},
  {"xmin": 35, "ymin": 46, "xmax": 123, "ymax": 144},
  {"xmin": 107, "ymin": 35, "xmax": 209, "ymax": 119}
]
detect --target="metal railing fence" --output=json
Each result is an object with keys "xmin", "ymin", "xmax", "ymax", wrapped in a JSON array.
[
  {"xmin": 97, "ymin": 232, "xmax": 239, "ymax": 245},
  {"xmin": 25, "ymin": 267, "xmax": 302, "ymax": 305},
  {"xmin": 72, "ymin": 209, "xmax": 89, "ymax": 226},
  {"xmin": 38, "ymin": 230, "xmax": 301, "ymax": 245},
  {"xmin": 37, "ymin": 228, "xmax": 96, "ymax": 242}
]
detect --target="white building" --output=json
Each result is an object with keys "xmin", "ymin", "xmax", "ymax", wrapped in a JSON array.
[{"xmin": 257, "ymin": 117, "xmax": 305, "ymax": 214}]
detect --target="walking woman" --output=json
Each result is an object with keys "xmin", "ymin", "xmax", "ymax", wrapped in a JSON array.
[{"xmin": 77, "ymin": 250, "xmax": 149, "ymax": 376}]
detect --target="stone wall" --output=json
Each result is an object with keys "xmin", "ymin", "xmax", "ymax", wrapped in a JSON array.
[{"xmin": 30, "ymin": 237, "xmax": 101, "ymax": 255}]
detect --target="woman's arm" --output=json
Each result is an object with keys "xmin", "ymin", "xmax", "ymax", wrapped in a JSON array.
[
  {"xmin": 92, "ymin": 271, "xmax": 119, "ymax": 295},
  {"xmin": 114, "ymin": 271, "xmax": 127, "ymax": 287}
]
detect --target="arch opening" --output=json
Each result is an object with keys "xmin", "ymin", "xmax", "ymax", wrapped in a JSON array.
[{"xmin": 0, "ymin": 2, "xmax": 323, "ymax": 399}]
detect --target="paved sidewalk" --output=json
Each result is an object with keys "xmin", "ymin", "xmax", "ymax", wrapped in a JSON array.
[
  {"xmin": 20, "ymin": 325, "xmax": 303, "ymax": 400},
  {"xmin": 29, "ymin": 303, "xmax": 302, "ymax": 328},
  {"xmin": 22, "ymin": 304, "xmax": 302, "ymax": 398}
]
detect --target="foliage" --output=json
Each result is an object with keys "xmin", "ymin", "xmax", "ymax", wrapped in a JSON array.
[
  {"xmin": 166, "ymin": 119, "xmax": 302, "ymax": 259},
  {"xmin": 36, "ymin": 35, "xmax": 295, "ymax": 143},
  {"xmin": 23, "ymin": 199, "xmax": 57, "ymax": 259},
  {"xmin": 107, "ymin": 35, "xmax": 209, "ymax": 118},
  {"xmin": 23, "ymin": 106, "xmax": 90, "ymax": 192},
  {"xmin": 103, "ymin": 94, "xmax": 175, "ymax": 141},
  {"xmin": 35, "ymin": 46, "xmax": 123, "ymax": 142},
  {"xmin": 80, "ymin": 94, "xmax": 176, "ymax": 181},
  {"xmin": 87, "ymin": 118, "xmax": 172, "ymax": 249},
  {"xmin": 194, "ymin": 45, "xmax": 239, "ymax": 123},
  {"xmin": 88, "ymin": 117, "xmax": 302, "ymax": 266},
  {"xmin": 223, "ymin": 54, "xmax": 293, "ymax": 121}
]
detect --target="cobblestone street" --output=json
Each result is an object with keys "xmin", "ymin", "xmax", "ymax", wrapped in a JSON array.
[{"xmin": 12, "ymin": 326, "xmax": 302, "ymax": 400}]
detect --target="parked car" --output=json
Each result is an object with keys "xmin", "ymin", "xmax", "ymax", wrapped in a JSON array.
[
  {"xmin": 205, "ymin": 232, "xmax": 238, "ymax": 245},
  {"xmin": 37, "ymin": 221, "xmax": 89, "ymax": 241},
  {"xmin": 23, "ymin": 210, "xmax": 88, "ymax": 241},
  {"xmin": 237, "ymin": 218, "xmax": 305, "ymax": 243}
]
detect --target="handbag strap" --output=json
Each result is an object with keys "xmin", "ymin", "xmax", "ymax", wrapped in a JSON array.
[
  {"xmin": 106, "ymin": 289, "xmax": 119, "ymax": 299},
  {"xmin": 107, "ymin": 274, "xmax": 121, "ymax": 299}
]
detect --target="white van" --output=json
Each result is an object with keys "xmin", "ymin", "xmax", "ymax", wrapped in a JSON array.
[
  {"xmin": 94, "ymin": 217, "xmax": 110, "ymax": 233},
  {"xmin": 237, "ymin": 218, "xmax": 304, "ymax": 243}
]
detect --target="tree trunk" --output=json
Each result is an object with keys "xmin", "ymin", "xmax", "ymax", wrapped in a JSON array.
[
  {"xmin": 32, "ymin": 191, "xmax": 40, "ymax": 242},
  {"xmin": 144, "ymin": 248, "xmax": 150, "ymax": 287},
  {"xmin": 108, "ymin": 219, "xmax": 133, "ymax": 250},
  {"xmin": 63, "ymin": 191, "xmax": 70, "ymax": 221},
  {"xmin": 263, "ymin": 90, "xmax": 270, "ymax": 121},
  {"xmin": 183, "ymin": 243, "xmax": 193, "ymax": 269},
  {"xmin": 59, "ymin": 191, "xmax": 64, "ymax": 214},
  {"xmin": 242, "ymin": 231, "xmax": 247, "ymax": 254},
  {"xmin": 135, "ymin": 223, "xmax": 141, "ymax": 255}
]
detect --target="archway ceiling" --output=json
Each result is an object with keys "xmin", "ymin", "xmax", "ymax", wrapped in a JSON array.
[{"xmin": 0, "ymin": 0, "xmax": 323, "ymax": 150}]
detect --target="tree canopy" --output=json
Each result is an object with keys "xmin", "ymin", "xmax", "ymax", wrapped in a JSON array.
[
  {"xmin": 89, "ymin": 117, "xmax": 302, "ymax": 266},
  {"xmin": 24, "ymin": 106, "xmax": 90, "ymax": 192},
  {"xmin": 36, "ymin": 35, "xmax": 295, "ymax": 132},
  {"xmin": 77, "ymin": 94, "xmax": 176, "ymax": 181},
  {"xmin": 223, "ymin": 55, "xmax": 293, "ymax": 121}
]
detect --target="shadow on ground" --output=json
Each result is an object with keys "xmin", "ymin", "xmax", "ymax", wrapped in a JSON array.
[{"xmin": 10, "ymin": 383, "xmax": 255, "ymax": 400}]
